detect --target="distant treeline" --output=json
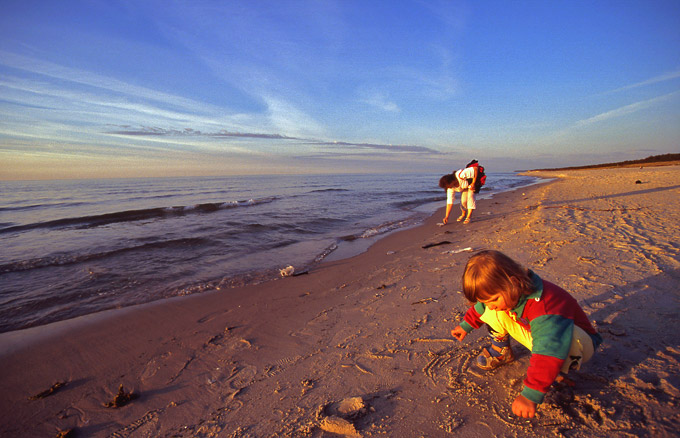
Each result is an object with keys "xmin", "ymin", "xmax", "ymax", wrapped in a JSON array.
[{"xmin": 530, "ymin": 153, "xmax": 680, "ymax": 171}]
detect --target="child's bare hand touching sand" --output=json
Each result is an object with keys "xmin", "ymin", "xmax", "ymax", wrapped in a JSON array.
[
  {"xmin": 451, "ymin": 325, "xmax": 467, "ymax": 341},
  {"xmin": 452, "ymin": 322, "xmax": 537, "ymax": 418}
]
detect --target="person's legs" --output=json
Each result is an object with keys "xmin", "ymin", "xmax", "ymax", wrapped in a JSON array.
[
  {"xmin": 461, "ymin": 191, "xmax": 475, "ymax": 223},
  {"xmin": 466, "ymin": 191, "xmax": 476, "ymax": 210},
  {"xmin": 457, "ymin": 192, "xmax": 467, "ymax": 221}
]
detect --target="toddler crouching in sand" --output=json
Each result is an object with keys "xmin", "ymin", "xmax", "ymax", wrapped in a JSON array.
[{"xmin": 451, "ymin": 250, "xmax": 603, "ymax": 418}]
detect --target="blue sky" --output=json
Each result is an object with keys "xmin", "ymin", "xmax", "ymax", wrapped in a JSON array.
[{"xmin": 1, "ymin": 0, "xmax": 679, "ymax": 179}]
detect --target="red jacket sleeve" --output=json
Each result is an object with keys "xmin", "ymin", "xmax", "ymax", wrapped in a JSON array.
[{"xmin": 460, "ymin": 302, "xmax": 485, "ymax": 332}]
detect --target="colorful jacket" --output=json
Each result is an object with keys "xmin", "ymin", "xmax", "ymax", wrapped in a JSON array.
[{"xmin": 459, "ymin": 272, "xmax": 602, "ymax": 404}]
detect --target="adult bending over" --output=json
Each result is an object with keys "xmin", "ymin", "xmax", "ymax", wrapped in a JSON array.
[{"xmin": 439, "ymin": 165, "xmax": 478, "ymax": 224}]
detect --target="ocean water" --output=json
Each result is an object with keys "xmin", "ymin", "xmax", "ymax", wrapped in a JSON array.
[{"xmin": 0, "ymin": 172, "xmax": 538, "ymax": 333}]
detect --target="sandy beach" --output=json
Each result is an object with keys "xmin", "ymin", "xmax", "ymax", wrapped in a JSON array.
[{"xmin": 1, "ymin": 165, "xmax": 679, "ymax": 438}]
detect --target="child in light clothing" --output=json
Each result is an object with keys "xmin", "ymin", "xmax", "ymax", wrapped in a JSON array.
[{"xmin": 451, "ymin": 250, "xmax": 602, "ymax": 418}]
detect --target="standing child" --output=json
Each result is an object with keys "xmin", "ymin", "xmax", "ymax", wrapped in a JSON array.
[{"xmin": 450, "ymin": 250, "xmax": 602, "ymax": 418}]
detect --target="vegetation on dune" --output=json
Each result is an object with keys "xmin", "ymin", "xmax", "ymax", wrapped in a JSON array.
[{"xmin": 529, "ymin": 153, "xmax": 680, "ymax": 171}]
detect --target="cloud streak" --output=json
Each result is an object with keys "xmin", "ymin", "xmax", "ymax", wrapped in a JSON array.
[
  {"xmin": 106, "ymin": 126, "xmax": 441, "ymax": 155},
  {"xmin": 610, "ymin": 70, "xmax": 680, "ymax": 93},
  {"xmin": 106, "ymin": 126, "xmax": 299, "ymax": 140},
  {"xmin": 0, "ymin": 52, "xmax": 327, "ymax": 152},
  {"xmin": 575, "ymin": 91, "xmax": 680, "ymax": 127},
  {"xmin": 0, "ymin": 50, "xmax": 219, "ymax": 115},
  {"xmin": 311, "ymin": 140, "xmax": 440, "ymax": 154}
]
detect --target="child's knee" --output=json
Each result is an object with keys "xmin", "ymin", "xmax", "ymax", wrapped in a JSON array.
[{"xmin": 561, "ymin": 325, "xmax": 595, "ymax": 373}]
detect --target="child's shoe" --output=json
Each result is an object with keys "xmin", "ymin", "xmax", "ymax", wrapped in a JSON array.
[{"xmin": 476, "ymin": 337, "xmax": 515, "ymax": 370}]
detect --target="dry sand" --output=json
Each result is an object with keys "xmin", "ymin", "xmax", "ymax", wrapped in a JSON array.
[{"xmin": 1, "ymin": 165, "xmax": 679, "ymax": 438}]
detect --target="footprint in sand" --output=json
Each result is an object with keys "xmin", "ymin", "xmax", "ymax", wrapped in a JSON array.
[
  {"xmin": 229, "ymin": 365, "xmax": 257, "ymax": 390},
  {"xmin": 140, "ymin": 357, "xmax": 161, "ymax": 382},
  {"xmin": 110, "ymin": 410, "xmax": 161, "ymax": 438}
]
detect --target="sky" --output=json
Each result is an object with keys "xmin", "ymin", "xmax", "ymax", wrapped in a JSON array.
[{"xmin": 1, "ymin": 0, "xmax": 679, "ymax": 180}]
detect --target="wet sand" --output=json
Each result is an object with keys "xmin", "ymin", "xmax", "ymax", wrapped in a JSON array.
[{"xmin": 1, "ymin": 165, "xmax": 679, "ymax": 437}]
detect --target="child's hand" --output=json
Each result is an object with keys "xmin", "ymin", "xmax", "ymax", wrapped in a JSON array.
[
  {"xmin": 450, "ymin": 325, "xmax": 467, "ymax": 341},
  {"xmin": 512, "ymin": 394, "xmax": 537, "ymax": 418}
]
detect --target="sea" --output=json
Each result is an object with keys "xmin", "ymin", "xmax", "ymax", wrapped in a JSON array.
[{"xmin": 0, "ymin": 172, "xmax": 539, "ymax": 333}]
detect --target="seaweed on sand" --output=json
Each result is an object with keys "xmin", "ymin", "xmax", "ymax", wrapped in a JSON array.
[
  {"xmin": 28, "ymin": 381, "xmax": 67, "ymax": 400},
  {"xmin": 104, "ymin": 384, "xmax": 139, "ymax": 408}
]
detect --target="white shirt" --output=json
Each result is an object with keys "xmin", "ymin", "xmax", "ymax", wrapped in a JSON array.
[
  {"xmin": 456, "ymin": 167, "xmax": 475, "ymax": 189},
  {"xmin": 447, "ymin": 167, "xmax": 476, "ymax": 205}
]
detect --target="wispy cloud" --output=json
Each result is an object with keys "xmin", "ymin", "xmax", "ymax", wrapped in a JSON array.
[
  {"xmin": 0, "ymin": 53, "xmax": 264, "ymax": 137},
  {"xmin": 106, "ymin": 126, "xmax": 300, "ymax": 140},
  {"xmin": 360, "ymin": 91, "xmax": 400, "ymax": 112},
  {"xmin": 0, "ymin": 48, "xmax": 441, "ymax": 162},
  {"xmin": 575, "ymin": 91, "xmax": 680, "ymax": 127},
  {"xmin": 261, "ymin": 95, "xmax": 326, "ymax": 138},
  {"xmin": 0, "ymin": 51, "xmax": 218, "ymax": 115},
  {"xmin": 105, "ymin": 125, "xmax": 441, "ymax": 155},
  {"xmin": 0, "ymin": 75, "xmax": 220, "ymax": 129},
  {"xmin": 609, "ymin": 70, "xmax": 680, "ymax": 93},
  {"xmin": 0, "ymin": 52, "xmax": 327, "ymax": 150},
  {"xmin": 311, "ymin": 140, "xmax": 440, "ymax": 154}
]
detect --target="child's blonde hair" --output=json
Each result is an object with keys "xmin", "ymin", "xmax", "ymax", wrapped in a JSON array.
[{"xmin": 462, "ymin": 250, "xmax": 534, "ymax": 307}]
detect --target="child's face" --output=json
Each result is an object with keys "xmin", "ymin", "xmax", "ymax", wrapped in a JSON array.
[{"xmin": 480, "ymin": 294, "xmax": 511, "ymax": 311}]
